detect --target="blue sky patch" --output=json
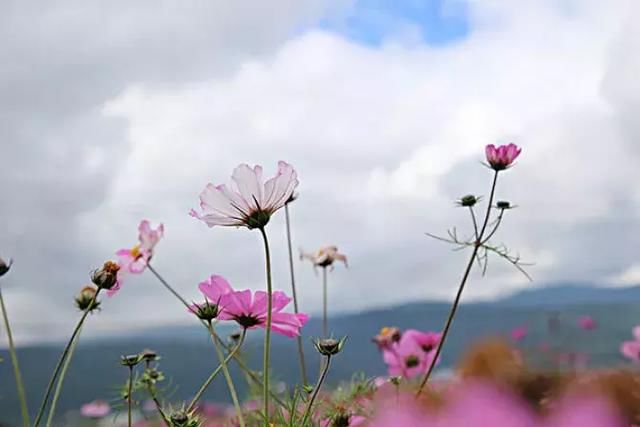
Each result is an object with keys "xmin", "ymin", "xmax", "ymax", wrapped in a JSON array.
[{"xmin": 319, "ymin": 0, "xmax": 470, "ymax": 46}]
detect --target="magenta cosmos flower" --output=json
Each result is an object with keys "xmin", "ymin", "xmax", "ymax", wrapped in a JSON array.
[
  {"xmin": 383, "ymin": 330, "xmax": 436, "ymax": 379},
  {"xmin": 578, "ymin": 315, "xmax": 597, "ymax": 330},
  {"xmin": 190, "ymin": 161, "xmax": 298, "ymax": 229},
  {"xmin": 485, "ymin": 143, "xmax": 521, "ymax": 171},
  {"xmin": 80, "ymin": 400, "xmax": 111, "ymax": 418},
  {"xmin": 188, "ymin": 274, "xmax": 234, "ymax": 319}
]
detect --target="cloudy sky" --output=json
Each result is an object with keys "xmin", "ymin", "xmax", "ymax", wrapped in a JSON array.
[{"xmin": 1, "ymin": 0, "xmax": 639, "ymax": 345}]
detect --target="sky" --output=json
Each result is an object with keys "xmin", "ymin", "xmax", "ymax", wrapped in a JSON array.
[{"xmin": 1, "ymin": 0, "xmax": 639, "ymax": 345}]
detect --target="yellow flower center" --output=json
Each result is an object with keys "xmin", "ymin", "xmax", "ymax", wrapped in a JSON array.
[
  {"xmin": 130, "ymin": 244, "xmax": 141, "ymax": 259},
  {"xmin": 380, "ymin": 327, "xmax": 393, "ymax": 337}
]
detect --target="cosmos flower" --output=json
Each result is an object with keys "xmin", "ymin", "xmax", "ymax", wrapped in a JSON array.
[
  {"xmin": 382, "ymin": 333, "xmax": 429, "ymax": 379},
  {"xmin": 620, "ymin": 326, "xmax": 640, "ymax": 362},
  {"xmin": 485, "ymin": 143, "xmax": 521, "ymax": 171},
  {"xmin": 190, "ymin": 161, "xmax": 298, "ymax": 229},
  {"xmin": 80, "ymin": 400, "xmax": 111, "ymax": 418},
  {"xmin": 300, "ymin": 245, "xmax": 348, "ymax": 270},
  {"xmin": 372, "ymin": 326, "xmax": 402, "ymax": 350},
  {"xmin": 510, "ymin": 325, "xmax": 528, "ymax": 342},
  {"xmin": 116, "ymin": 220, "xmax": 164, "ymax": 274},
  {"xmin": 218, "ymin": 289, "xmax": 308, "ymax": 337},
  {"xmin": 578, "ymin": 315, "xmax": 597, "ymax": 331}
]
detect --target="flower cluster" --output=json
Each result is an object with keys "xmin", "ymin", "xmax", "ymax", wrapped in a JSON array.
[{"xmin": 374, "ymin": 327, "xmax": 441, "ymax": 379}]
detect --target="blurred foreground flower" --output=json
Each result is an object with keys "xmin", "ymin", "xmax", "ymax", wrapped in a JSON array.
[
  {"xmin": 117, "ymin": 219, "xmax": 164, "ymax": 275},
  {"xmin": 80, "ymin": 400, "xmax": 111, "ymax": 418},
  {"xmin": 190, "ymin": 161, "xmax": 298, "ymax": 229},
  {"xmin": 621, "ymin": 326, "xmax": 640, "ymax": 362},
  {"xmin": 372, "ymin": 326, "xmax": 401, "ymax": 350}
]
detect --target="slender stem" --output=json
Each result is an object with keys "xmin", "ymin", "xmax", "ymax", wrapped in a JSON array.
[
  {"xmin": 33, "ymin": 289, "xmax": 101, "ymax": 427},
  {"xmin": 285, "ymin": 203, "xmax": 309, "ymax": 385},
  {"xmin": 127, "ymin": 366, "xmax": 133, "ymax": 427},
  {"xmin": 188, "ymin": 329, "xmax": 247, "ymax": 412},
  {"xmin": 416, "ymin": 171, "xmax": 500, "ymax": 396},
  {"xmin": 322, "ymin": 267, "xmax": 328, "ymax": 338},
  {"xmin": 208, "ymin": 322, "xmax": 245, "ymax": 427},
  {"xmin": 481, "ymin": 209, "xmax": 505, "ymax": 245},
  {"xmin": 45, "ymin": 325, "xmax": 83, "ymax": 427},
  {"xmin": 147, "ymin": 265, "xmax": 287, "ymax": 408},
  {"xmin": 259, "ymin": 227, "xmax": 273, "ymax": 425},
  {"xmin": 468, "ymin": 207, "xmax": 479, "ymax": 240},
  {"xmin": 147, "ymin": 388, "xmax": 170, "ymax": 427},
  {"xmin": 0, "ymin": 286, "xmax": 30, "ymax": 427},
  {"xmin": 301, "ymin": 356, "xmax": 331, "ymax": 426}
]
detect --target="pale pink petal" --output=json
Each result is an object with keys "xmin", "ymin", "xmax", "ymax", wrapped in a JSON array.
[
  {"xmin": 116, "ymin": 248, "xmax": 131, "ymax": 256},
  {"xmin": 262, "ymin": 161, "xmax": 298, "ymax": 212},
  {"xmin": 198, "ymin": 275, "xmax": 234, "ymax": 302},
  {"xmin": 231, "ymin": 164, "xmax": 264, "ymax": 210},
  {"xmin": 198, "ymin": 183, "xmax": 246, "ymax": 220},
  {"xmin": 485, "ymin": 144, "xmax": 497, "ymax": 162},
  {"xmin": 268, "ymin": 312, "xmax": 306, "ymax": 337},
  {"xmin": 632, "ymin": 325, "xmax": 640, "ymax": 340},
  {"xmin": 544, "ymin": 394, "xmax": 625, "ymax": 427},
  {"xmin": 621, "ymin": 340, "xmax": 640, "ymax": 361}
]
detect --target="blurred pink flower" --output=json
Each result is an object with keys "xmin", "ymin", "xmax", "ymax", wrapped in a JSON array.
[
  {"xmin": 403, "ymin": 329, "xmax": 441, "ymax": 355},
  {"xmin": 383, "ymin": 333, "xmax": 429, "ymax": 379},
  {"xmin": 116, "ymin": 220, "xmax": 164, "ymax": 274},
  {"xmin": 368, "ymin": 394, "xmax": 434, "ymax": 426},
  {"xmin": 300, "ymin": 245, "xmax": 348, "ymax": 270},
  {"xmin": 578, "ymin": 315, "xmax": 597, "ymax": 330},
  {"xmin": 219, "ymin": 289, "xmax": 308, "ymax": 337},
  {"xmin": 80, "ymin": 400, "xmax": 111, "ymax": 418},
  {"xmin": 485, "ymin": 143, "xmax": 521, "ymax": 171},
  {"xmin": 510, "ymin": 325, "xmax": 528, "ymax": 342},
  {"xmin": 190, "ymin": 161, "xmax": 298, "ymax": 229},
  {"xmin": 621, "ymin": 325, "xmax": 640, "ymax": 362},
  {"xmin": 544, "ymin": 393, "xmax": 626, "ymax": 427},
  {"xmin": 372, "ymin": 326, "xmax": 401, "ymax": 350}
]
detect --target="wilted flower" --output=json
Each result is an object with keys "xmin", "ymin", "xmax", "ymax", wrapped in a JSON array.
[
  {"xmin": 219, "ymin": 289, "xmax": 308, "ymax": 337},
  {"xmin": 190, "ymin": 161, "xmax": 298, "ymax": 229},
  {"xmin": 313, "ymin": 337, "xmax": 347, "ymax": 356},
  {"xmin": 485, "ymin": 143, "xmax": 522, "ymax": 171},
  {"xmin": 578, "ymin": 315, "xmax": 597, "ymax": 331},
  {"xmin": 300, "ymin": 245, "xmax": 348, "ymax": 270},
  {"xmin": 116, "ymin": 220, "xmax": 164, "ymax": 274},
  {"xmin": 74, "ymin": 285, "xmax": 101, "ymax": 312},
  {"xmin": 372, "ymin": 326, "xmax": 402, "ymax": 350},
  {"xmin": 91, "ymin": 261, "xmax": 120, "ymax": 293},
  {"xmin": 0, "ymin": 256, "xmax": 12, "ymax": 277},
  {"xmin": 80, "ymin": 400, "xmax": 111, "ymax": 418}
]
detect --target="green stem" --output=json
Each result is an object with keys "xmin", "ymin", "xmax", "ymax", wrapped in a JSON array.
[
  {"xmin": 416, "ymin": 171, "xmax": 500, "ymax": 396},
  {"xmin": 187, "ymin": 329, "xmax": 247, "ymax": 412},
  {"xmin": 301, "ymin": 356, "xmax": 331, "ymax": 426},
  {"xmin": 45, "ymin": 325, "xmax": 83, "ymax": 427},
  {"xmin": 0, "ymin": 286, "xmax": 30, "ymax": 427},
  {"xmin": 147, "ymin": 388, "xmax": 170, "ymax": 427},
  {"xmin": 33, "ymin": 289, "xmax": 101, "ymax": 427},
  {"xmin": 259, "ymin": 227, "xmax": 273, "ymax": 425},
  {"xmin": 322, "ymin": 267, "xmax": 328, "ymax": 338},
  {"xmin": 208, "ymin": 322, "xmax": 245, "ymax": 427},
  {"xmin": 127, "ymin": 366, "xmax": 133, "ymax": 427},
  {"xmin": 285, "ymin": 203, "xmax": 309, "ymax": 385}
]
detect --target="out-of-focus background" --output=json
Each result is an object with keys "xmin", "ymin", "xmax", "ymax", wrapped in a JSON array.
[{"xmin": 1, "ymin": 0, "xmax": 639, "ymax": 424}]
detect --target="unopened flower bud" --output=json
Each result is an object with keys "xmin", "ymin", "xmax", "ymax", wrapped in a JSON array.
[
  {"xmin": 140, "ymin": 348, "xmax": 160, "ymax": 363},
  {"xmin": 0, "ymin": 257, "xmax": 12, "ymax": 278},
  {"xmin": 74, "ymin": 285, "xmax": 101, "ymax": 312},
  {"xmin": 496, "ymin": 200, "xmax": 512, "ymax": 209},
  {"xmin": 188, "ymin": 301, "xmax": 219, "ymax": 321},
  {"xmin": 121, "ymin": 354, "xmax": 142, "ymax": 367},
  {"xmin": 91, "ymin": 261, "xmax": 120, "ymax": 290},
  {"xmin": 169, "ymin": 411, "xmax": 200, "ymax": 427},
  {"xmin": 313, "ymin": 337, "xmax": 347, "ymax": 356},
  {"xmin": 458, "ymin": 194, "xmax": 479, "ymax": 207}
]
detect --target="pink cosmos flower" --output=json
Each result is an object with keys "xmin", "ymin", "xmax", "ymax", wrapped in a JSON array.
[
  {"xmin": 218, "ymin": 289, "xmax": 308, "ymax": 337},
  {"xmin": 403, "ymin": 329, "xmax": 441, "ymax": 355},
  {"xmin": 80, "ymin": 400, "xmax": 111, "ymax": 418},
  {"xmin": 544, "ymin": 393, "xmax": 626, "ymax": 427},
  {"xmin": 116, "ymin": 220, "xmax": 164, "ymax": 274},
  {"xmin": 510, "ymin": 325, "xmax": 528, "ymax": 342},
  {"xmin": 190, "ymin": 161, "xmax": 298, "ymax": 229},
  {"xmin": 372, "ymin": 326, "xmax": 401, "ymax": 350},
  {"xmin": 188, "ymin": 275, "xmax": 234, "ymax": 318},
  {"xmin": 485, "ymin": 143, "xmax": 521, "ymax": 171},
  {"xmin": 383, "ymin": 333, "xmax": 429, "ymax": 379},
  {"xmin": 578, "ymin": 315, "xmax": 597, "ymax": 330}
]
